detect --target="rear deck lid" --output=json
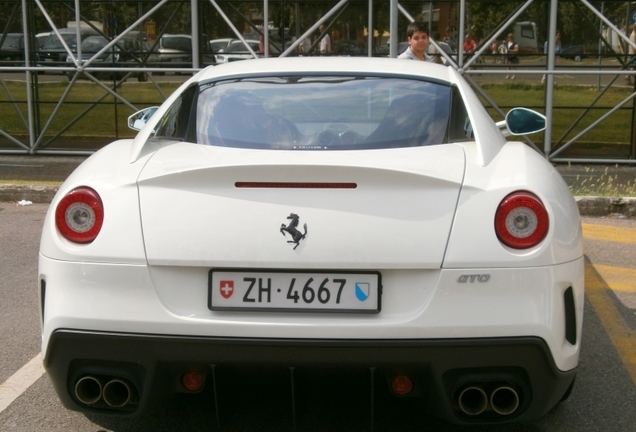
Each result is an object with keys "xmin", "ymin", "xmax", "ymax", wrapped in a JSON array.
[{"xmin": 137, "ymin": 142, "xmax": 465, "ymax": 269}]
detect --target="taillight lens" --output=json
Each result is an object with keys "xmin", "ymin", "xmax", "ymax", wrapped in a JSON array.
[
  {"xmin": 495, "ymin": 191, "xmax": 549, "ymax": 249},
  {"xmin": 55, "ymin": 187, "xmax": 104, "ymax": 243}
]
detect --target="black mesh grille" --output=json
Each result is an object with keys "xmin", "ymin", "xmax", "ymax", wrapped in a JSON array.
[
  {"xmin": 40, "ymin": 279, "xmax": 46, "ymax": 324},
  {"xmin": 564, "ymin": 287, "xmax": 577, "ymax": 345}
]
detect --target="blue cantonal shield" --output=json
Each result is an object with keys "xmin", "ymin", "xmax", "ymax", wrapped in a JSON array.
[{"xmin": 355, "ymin": 282, "xmax": 370, "ymax": 301}]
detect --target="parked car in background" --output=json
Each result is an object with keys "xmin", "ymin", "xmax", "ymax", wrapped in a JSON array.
[
  {"xmin": 0, "ymin": 33, "xmax": 24, "ymax": 62},
  {"xmin": 215, "ymin": 39, "xmax": 262, "ymax": 63},
  {"xmin": 41, "ymin": 57, "xmax": 582, "ymax": 426},
  {"xmin": 155, "ymin": 33, "xmax": 192, "ymax": 66},
  {"xmin": 560, "ymin": 45, "xmax": 587, "ymax": 62},
  {"xmin": 427, "ymin": 40, "xmax": 455, "ymax": 64},
  {"xmin": 152, "ymin": 33, "xmax": 215, "ymax": 71},
  {"xmin": 209, "ymin": 37, "xmax": 234, "ymax": 53},
  {"xmin": 65, "ymin": 35, "xmax": 149, "ymax": 82},
  {"xmin": 38, "ymin": 27, "xmax": 99, "ymax": 67},
  {"xmin": 333, "ymin": 40, "xmax": 371, "ymax": 56}
]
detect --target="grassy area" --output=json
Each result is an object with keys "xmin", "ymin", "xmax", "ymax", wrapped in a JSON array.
[
  {"xmin": 479, "ymin": 82, "xmax": 633, "ymax": 158},
  {"xmin": 0, "ymin": 80, "xmax": 180, "ymax": 141},
  {"xmin": 0, "ymin": 78, "xmax": 633, "ymax": 158}
]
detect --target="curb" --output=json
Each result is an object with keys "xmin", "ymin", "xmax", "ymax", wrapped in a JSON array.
[
  {"xmin": 2, "ymin": 184, "xmax": 636, "ymax": 218},
  {"xmin": 0, "ymin": 184, "xmax": 59, "ymax": 204},
  {"xmin": 574, "ymin": 196, "xmax": 636, "ymax": 218}
]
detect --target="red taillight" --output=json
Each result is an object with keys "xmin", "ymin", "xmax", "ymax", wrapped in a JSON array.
[
  {"xmin": 55, "ymin": 187, "xmax": 104, "ymax": 244},
  {"xmin": 495, "ymin": 191, "xmax": 549, "ymax": 249},
  {"xmin": 391, "ymin": 375, "xmax": 413, "ymax": 395},
  {"xmin": 181, "ymin": 371, "xmax": 205, "ymax": 392}
]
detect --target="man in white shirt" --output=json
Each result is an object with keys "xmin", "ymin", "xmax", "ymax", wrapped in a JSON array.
[
  {"xmin": 398, "ymin": 21, "xmax": 438, "ymax": 63},
  {"xmin": 319, "ymin": 25, "xmax": 331, "ymax": 53}
]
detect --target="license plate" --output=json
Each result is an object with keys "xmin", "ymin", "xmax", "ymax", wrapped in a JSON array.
[{"xmin": 209, "ymin": 270, "xmax": 381, "ymax": 313}]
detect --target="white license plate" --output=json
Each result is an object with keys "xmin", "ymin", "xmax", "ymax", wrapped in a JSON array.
[{"xmin": 209, "ymin": 270, "xmax": 381, "ymax": 313}]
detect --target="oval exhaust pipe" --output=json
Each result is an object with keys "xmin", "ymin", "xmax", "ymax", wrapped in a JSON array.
[
  {"xmin": 75, "ymin": 376, "xmax": 102, "ymax": 405},
  {"xmin": 490, "ymin": 386, "xmax": 520, "ymax": 415},
  {"xmin": 103, "ymin": 379, "xmax": 132, "ymax": 408},
  {"xmin": 458, "ymin": 386, "xmax": 488, "ymax": 416}
]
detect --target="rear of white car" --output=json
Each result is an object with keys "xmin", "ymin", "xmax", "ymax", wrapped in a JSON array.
[{"xmin": 39, "ymin": 58, "xmax": 583, "ymax": 425}]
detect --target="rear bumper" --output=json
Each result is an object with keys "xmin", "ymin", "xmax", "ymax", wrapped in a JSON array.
[{"xmin": 45, "ymin": 330, "xmax": 576, "ymax": 424}]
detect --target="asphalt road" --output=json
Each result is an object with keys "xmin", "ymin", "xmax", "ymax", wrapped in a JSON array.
[{"xmin": 1, "ymin": 205, "xmax": 635, "ymax": 431}]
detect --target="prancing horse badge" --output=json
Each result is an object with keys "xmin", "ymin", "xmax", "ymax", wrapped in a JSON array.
[{"xmin": 280, "ymin": 213, "xmax": 308, "ymax": 250}]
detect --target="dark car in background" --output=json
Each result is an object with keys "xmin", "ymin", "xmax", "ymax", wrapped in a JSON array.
[
  {"xmin": 0, "ymin": 33, "xmax": 24, "ymax": 62},
  {"xmin": 66, "ymin": 35, "xmax": 149, "ymax": 82},
  {"xmin": 333, "ymin": 40, "xmax": 371, "ymax": 56},
  {"xmin": 560, "ymin": 45, "xmax": 587, "ymax": 62},
  {"xmin": 38, "ymin": 28, "xmax": 99, "ymax": 67}
]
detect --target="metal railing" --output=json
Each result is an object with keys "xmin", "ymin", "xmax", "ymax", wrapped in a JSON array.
[{"xmin": 0, "ymin": 0, "xmax": 634, "ymax": 163}]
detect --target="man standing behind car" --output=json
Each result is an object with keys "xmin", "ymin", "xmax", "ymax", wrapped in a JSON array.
[
  {"xmin": 398, "ymin": 21, "xmax": 441, "ymax": 63},
  {"xmin": 319, "ymin": 25, "xmax": 331, "ymax": 53}
]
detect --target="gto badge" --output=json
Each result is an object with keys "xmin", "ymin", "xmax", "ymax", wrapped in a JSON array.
[
  {"xmin": 280, "ymin": 213, "xmax": 308, "ymax": 250},
  {"xmin": 457, "ymin": 274, "xmax": 491, "ymax": 283}
]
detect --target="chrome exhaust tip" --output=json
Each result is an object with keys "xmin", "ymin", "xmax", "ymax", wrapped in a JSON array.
[
  {"xmin": 74, "ymin": 376, "xmax": 102, "ymax": 405},
  {"xmin": 102, "ymin": 379, "xmax": 132, "ymax": 408},
  {"xmin": 490, "ymin": 386, "xmax": 520, "ymax": 415},
  {"xmin": 458, "ymin": 386, "xmax": 488, "ymax": 416}
]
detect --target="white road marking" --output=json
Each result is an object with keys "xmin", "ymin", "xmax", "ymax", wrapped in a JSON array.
[{"xmin": 0, "ymin": 354, "xmax": 45, "ymax": 413}]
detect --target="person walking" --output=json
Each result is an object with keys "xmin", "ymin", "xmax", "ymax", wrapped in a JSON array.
[{"xmin": 505, "ymin": 33, "xmax": 519, "ymax": 79}]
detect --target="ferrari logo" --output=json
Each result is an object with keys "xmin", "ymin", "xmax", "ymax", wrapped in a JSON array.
[
  {"xmin": 280, "ymin": 213, "xmax": 308, "ymax": 250},
  {"xmin": 220, "ymin": 280, "xmax": 234, "ymax": 299}
]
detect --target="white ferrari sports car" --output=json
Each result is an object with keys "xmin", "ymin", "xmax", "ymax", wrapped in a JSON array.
[{"xmin": 39, "ymin": 57, "xmax": 583, "ymax": 425}]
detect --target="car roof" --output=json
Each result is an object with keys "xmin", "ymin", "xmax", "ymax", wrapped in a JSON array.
[{"xmin": 197, "ymin": 57, "xmax": 452, "ymax": 83}]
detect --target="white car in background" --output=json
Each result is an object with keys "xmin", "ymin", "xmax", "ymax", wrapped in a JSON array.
[
  {"xmin": 214, "ymin": 38, "xmax": 283, "ymax": 63},
  {"xmin": 39, "ymin": 57, "xmax": 583, "ymax": 426}
]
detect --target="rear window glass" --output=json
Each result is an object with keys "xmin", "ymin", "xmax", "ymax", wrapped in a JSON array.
[{"xmin": 195, "ymin": 76, "xmax": 451, "ymax": 150}]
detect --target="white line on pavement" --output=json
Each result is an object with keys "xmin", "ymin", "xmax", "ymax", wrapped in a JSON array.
[{"xmin": 0, "ymin": 354, "xmax": 45, "ymax": 413}]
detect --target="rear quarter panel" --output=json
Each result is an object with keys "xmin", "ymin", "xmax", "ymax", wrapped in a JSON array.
[
  {"xmin": 443, "ymin": 141, "xmax": 582, "ymax": 268},
  {"xmin": 40, "ymin": 139, "xmax": 151, "ymax": 264}
]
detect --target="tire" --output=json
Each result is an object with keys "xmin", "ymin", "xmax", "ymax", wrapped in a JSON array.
[
  {"xmin": 137, "ymin": 72, "xmax": 148, "ymax": 82},
  {"xmin": 574, "ymin": 55, "xmax": 582, "ymax": 62}
]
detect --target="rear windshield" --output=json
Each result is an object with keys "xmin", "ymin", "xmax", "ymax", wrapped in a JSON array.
[{"xmin": 193, "ymin": 76, "xmax": 452, "ymax": 150}]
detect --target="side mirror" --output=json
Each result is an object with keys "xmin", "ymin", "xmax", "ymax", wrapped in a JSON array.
[
  {"xmin": 128, "ymin": 106, "xmax": 159, "ymax": 131},
  {"xmin": 496, "ymin": 108, "xmax": 546, "ymax": 137}
]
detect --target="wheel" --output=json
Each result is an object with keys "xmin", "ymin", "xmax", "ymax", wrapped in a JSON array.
[
  {"xmin": 574, "ymin": 55, "xmax": 582, "ymax": 62},
  {"xmin": 137, "ymin": 72, "xmax": 148, "ymax": 82}
]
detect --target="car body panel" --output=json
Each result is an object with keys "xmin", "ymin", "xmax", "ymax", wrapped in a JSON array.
[
  {"xmin": 137, "ymin": 142, "xmax": 465, "ymax": 268},
  {"xmin": 444, "ymin": 141, "xmax": 582, "ymax": 268},
  {"xmin": 40, "ymin": 255, "xmax": 583, "ymax": 373},
  {"xmin": 40, "ymin": 140, "xmax": 148, "ymax": 264}
]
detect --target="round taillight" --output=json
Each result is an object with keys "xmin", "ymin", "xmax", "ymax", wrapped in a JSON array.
[
  {"xmin": 495, "ymin": 191, "xmax": 549, "ymax": 249},
  {"xmin": 182, "ymin": 371, "xmax": 205, "ymax": 392},
  {"xmin": 391, "ymin": 375, "xmax": 413, "ymax": 395},
  {"xmin": 55, "ymin": 187, "xmax": 104, "ymax": 244}
]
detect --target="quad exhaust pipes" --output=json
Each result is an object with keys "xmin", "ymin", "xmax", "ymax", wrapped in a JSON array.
[
  {"xmin": 75, "ymin": 376, "xmax": 102, "ymax": 405},
  {"xmin": 74, "ymin": 376, "xmax": 133, "ymax": 409},
  {"xmin": 458, "ymin": 384, "xmax": 520, "ymax": 416},
  {"xmin": 103, "ymin": 379, "xmax": 132, "ymax": 408}
]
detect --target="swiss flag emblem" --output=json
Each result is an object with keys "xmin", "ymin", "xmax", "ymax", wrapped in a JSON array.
[{"xmin": 220, "ymin": 280, "xmax": 234, "ymax": 299}]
